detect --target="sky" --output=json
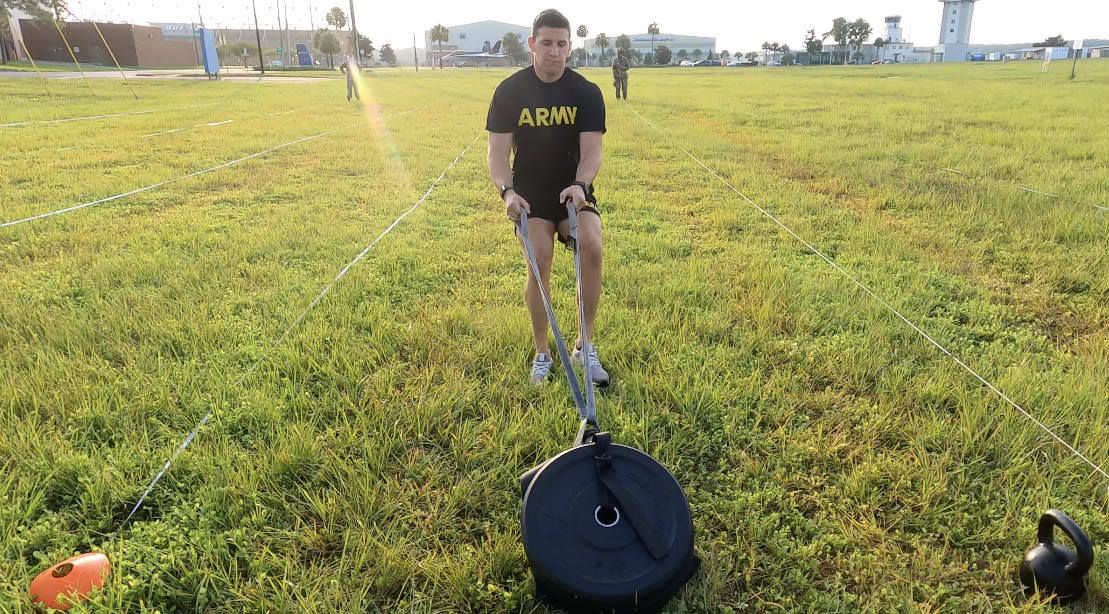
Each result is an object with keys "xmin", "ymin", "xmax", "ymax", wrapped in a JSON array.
[{"xmin": 64, "ymin": 0, "xmax": 1107, "ymax": 53}]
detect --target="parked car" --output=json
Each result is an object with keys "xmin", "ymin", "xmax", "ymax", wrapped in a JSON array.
[
  {"xmin": 766, "ymin": 60, "xmax": 782, "ymax": 66},
  {"xmin": 693, "ymin": 59, "xmax": 722, "ymax": 66},
  {"xmin": 679, "ymin": 60, "xmax": 694, "ymax": 67}
]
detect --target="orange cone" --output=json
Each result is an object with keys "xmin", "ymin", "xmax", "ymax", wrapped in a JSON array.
[{"xmin": 29, "ymin": 552, "xmax": 110, "ymax": 610}]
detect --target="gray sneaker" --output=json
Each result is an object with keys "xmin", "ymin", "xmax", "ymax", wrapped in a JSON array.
[
  {"xmin": 530, "ymin": 353, "xmax": 554, "ymax": 385},
  {"xmin": 571, "ymin": 345, "xmax": 610, "ymax": 387}
]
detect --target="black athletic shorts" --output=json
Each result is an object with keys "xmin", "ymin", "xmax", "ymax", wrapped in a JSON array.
[{"xmin": 521, "ymin": 189, "xmax": 599, "ymax": 223}]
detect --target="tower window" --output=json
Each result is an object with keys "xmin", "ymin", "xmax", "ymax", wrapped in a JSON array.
[{"xmin": 950, "ymin": 28, "xmax": 955, "ymax": 33}]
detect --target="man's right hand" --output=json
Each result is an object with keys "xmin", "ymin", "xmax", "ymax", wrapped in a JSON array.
[{"xmin": 505, "ymin": 191, "xmax": 531, "ymax": 223}]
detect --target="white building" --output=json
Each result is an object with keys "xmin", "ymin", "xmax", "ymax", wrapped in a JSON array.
[
  {"xmin": 585, "ymin": 32, "xmax": 715, "ymax": 65},
  {"xmin": 424, "ymin": 20, "xmax": 529, "ymax": 67},
  {"xmin": 934, "ymin": 0, "xmax": 978, "ymax": 62},
  {"xmin": 881, "ymin": 15, "xmax": 916, "ymax": 63}
]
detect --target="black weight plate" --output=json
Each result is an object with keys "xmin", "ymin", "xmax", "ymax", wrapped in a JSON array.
[{"xmin": 522, "ymin": 442, "xmax": 695, "ymax": 609}]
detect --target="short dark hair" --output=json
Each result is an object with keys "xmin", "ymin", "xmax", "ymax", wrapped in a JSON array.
[{"xmin": 532, "ymin": 9, "xmax": 571, "ymax": 38}]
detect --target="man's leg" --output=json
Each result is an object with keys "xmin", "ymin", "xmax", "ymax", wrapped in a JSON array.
[
  {"xmin": 621, "ymin": 78, "xmax": 628, "ymax": 99},
  {"xmin": 347, "ymin": 79, "xmax": 353, "ymax": 101},
  {"xmin": 558, "ymin": 212, "xmax": 602, "ymax": 347},
  {"xmin": 517, "ymin": 217, "xmax": 557, "ymax": 356}
]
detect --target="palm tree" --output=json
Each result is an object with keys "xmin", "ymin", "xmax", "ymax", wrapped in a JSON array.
[
  {"xmin": 594, "ymin": 32, "xmax": 608, "ymax": 65},
  {"xmin": 430, "ymin": 24, "xmax": 449, "ymax": 69},
  {"xmin": 874, "ymin": 37, "xmax": 886, "ymax": 62},
  {"xmin": 576, "ymin": 25, "xmax": 588, "ymax": 67},
  {"xmin": 647, "ymin": 22, "xmax": 659, "ymax": 56}
]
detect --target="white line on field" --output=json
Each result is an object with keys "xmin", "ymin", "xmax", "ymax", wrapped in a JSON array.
[
  {"xmin": 930, "ymin": 165, "xmax": 1104, "ymax": 213},
  {"xmin": 626, "ymin": 102, "xmax": 1109, "ymax": 483},
  {"xmin": 1, "ymin": 106, "xmax": 428, "ymax": 229},
  {"xmin": 0, "ymin": 102, "xmax": 220, "ymax": 128},
  {"xmin": 1016, "ymin": 186, "xmax": 1060, "ymax": 198},
  {"xmin": 1095, "ymin": 205, "xmax": 1109, "ymax": 212},
  {"xmin": 120, "ymin": 132, "xmax": 481, "ymax": 528}
]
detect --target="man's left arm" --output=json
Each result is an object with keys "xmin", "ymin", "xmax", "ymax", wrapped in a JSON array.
[{"xmin": 561, "ymin": 131, "xmax": 603, "ymax": 211}]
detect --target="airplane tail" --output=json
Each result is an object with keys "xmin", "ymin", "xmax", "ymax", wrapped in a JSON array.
[
  {"xmin": 492, "ymin": 40, "xmax": 502, "ymax": 53},
  {"xmin": 482, "ymin": 41, "xmax": 491, "ymax": 53}
]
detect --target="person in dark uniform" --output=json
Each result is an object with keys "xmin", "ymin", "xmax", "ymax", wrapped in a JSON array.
[
  {"xmin": 339, "ymin": 54, "xmax": 360, "ymax": 102},
  {"xmin": 486, "ymin": 8, "xmax": 610, "ymax": 386},
  {"xmin": 611, "ymin": 48, "xmax": 630, "ymax": 99}
]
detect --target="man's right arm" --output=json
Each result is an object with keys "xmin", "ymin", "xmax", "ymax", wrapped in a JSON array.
[{"xmin": 488, "ymin": 132, "xmax": 530, "ymax": 221}]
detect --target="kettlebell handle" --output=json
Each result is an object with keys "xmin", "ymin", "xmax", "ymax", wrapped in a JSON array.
[{"xmin": 1038, "ymin": 509, "xmax": 1094, "ymax": 578}]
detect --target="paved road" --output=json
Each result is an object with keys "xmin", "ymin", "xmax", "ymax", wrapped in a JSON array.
[{"xmin": 0, "ymin": 67, "xmax": 336, "ymax": 82}]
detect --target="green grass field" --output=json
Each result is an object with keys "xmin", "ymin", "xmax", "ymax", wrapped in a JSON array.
[{"xmin": 1, "ymin": 61, "xmax": 1107, "ymax": 613}]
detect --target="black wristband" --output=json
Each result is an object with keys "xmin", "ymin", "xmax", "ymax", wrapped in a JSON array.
[
  {"xmin": 572, "ymin": 181, "xmax": 589, "ymax": 192},
  {"xmin": 500, "ymin": 185, "xmax": 514, "ymax": 199}
]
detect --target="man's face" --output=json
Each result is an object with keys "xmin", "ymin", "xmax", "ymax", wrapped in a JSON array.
[{"xmin": 528, "ymin": 26, "xmax": 572, "ymax": 78}]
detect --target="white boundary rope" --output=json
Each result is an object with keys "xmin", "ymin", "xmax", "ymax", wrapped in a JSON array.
[
  {"xmin": 626, "ymin": 103, "xmax": 1109, "ymax": 482},
  {"xmin": 0, "ymin": 102, "xmax": 220, "ymax": 128},
  {"xmin": 2, "ymin": 106, "xmax": 430, "ymax": 229},
  {"xmin": 933, "ymin": 166, "xmax": 1104, "ymax": 212},
  {"xmin": 119, "ymin": 133, "xmax": 480, "ymax": 527}
]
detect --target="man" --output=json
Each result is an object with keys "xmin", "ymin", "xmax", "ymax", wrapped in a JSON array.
[
  {"xmin": 339, "ymin": 54, "xmax": 360, "ymax": 102},
  {"xmin": 486, "ymin": 9, "xmax": 609, "ymax": 387},
  {"xmin": 611, "ymin": 48, "xmax": 631, "ymax": 100}
]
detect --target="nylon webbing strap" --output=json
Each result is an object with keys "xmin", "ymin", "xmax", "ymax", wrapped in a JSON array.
[{"xmin": 516, "ymin": 207, "xmax": 597, "ymax": 425}]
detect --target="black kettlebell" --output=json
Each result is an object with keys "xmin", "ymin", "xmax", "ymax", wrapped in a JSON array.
[{"xmin": 1019, "ymin": 509, "xmax": 1093, "ymax": 604}]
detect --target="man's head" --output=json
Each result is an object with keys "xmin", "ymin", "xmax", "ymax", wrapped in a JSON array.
[
  {"xmin": 618, "ymin": 48, "xmax": 625, "ymax": 57},
  {"xmin": 528, "ymin": 9, "xmax": 572, "ymax": 82}
]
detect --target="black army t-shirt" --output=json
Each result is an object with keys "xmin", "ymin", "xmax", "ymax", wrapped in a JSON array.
[{"xmin": 486, "ymin": 67, "xmax": 606, "ymax": 207}]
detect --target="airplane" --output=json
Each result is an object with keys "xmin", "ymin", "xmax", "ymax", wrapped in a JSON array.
[{"xmin": 441, "ymin": 40, "xmax": 508, "ymax": 66}]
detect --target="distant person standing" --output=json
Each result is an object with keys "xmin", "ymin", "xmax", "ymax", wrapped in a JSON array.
[
  {"xmin": 340, "ymin": 54, "xmax": 361, "ymax": 102},
  {"xmin": 611, "ymin": 48, "xmax": 630, "ymax": 100}
]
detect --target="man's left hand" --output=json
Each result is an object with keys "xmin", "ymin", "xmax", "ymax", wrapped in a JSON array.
[{"xmin": 559, "ymin": 183, "xmax": 589, "ymax": 211}]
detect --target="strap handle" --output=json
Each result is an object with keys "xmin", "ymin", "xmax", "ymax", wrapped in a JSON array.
[
  {"xmin": 517, "ymin": 209, "xmax": 588, "ymax": 420},
  {"xmin": 592, "ymin": 432, "xmax": 670, "ymax": 560}
]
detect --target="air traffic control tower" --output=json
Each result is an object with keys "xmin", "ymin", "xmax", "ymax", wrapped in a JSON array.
[{"xmin": 935, "ymin": 0, "xmax": 978, "ymax": 62}]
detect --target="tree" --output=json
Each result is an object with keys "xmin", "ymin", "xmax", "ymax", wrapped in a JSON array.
[
  {"xmin": 380, "ymin": 43, "xmax": 397, "ymax": 66},
  {"xmin": 692, "ymin": 49, "xmax": 703, "ymax": 62},
  {"xmin": 594, "ymin": 32, "xmax": 608, "ymax": 64},
  {"xmin": 576, "ymin": 25, "xmax": 588, "ymax": 66},
  {"xmin": 326, "ymin": 7, "xmax": 347, "ymax": 31},
  {"xmin": 654, "ymin": 45, "xmax": 671, "ymax": 65},
  {"xmin": 647, "ymin": 22, "xmax": 659, "ymax": 55},
  {"xmin": 502, "ymin": 32, "xmax": 528, "ymax": 66},
  {"xmin": 804, "ymin": 29, "xmax": 824, "ymax": 64},
  {"xmin": 873, "ymin": 37, "xmax": 886, "ymax": 62},
  {"xmin": 720, "ymin": 50, "xmax": 730, "ymax": 63},
  {"xmin": 615, "ymin": 34, "xmax": 631, "ymax": 53},
  {"xmin": 315, "ymin": 29, "xmax": 340, "ymax": 67},
  {"xmin": 351, "ymin": 32, "xmax": 373, "ymax": 63},
  {"xmin": 782, "ymin": 51, "xmax": 795, "ymax": 66},
  {"xmin": 1034, "ymin": 34, "xmax": 1067, "ymax": 47},
  {"xmin": 677, "ymin": 48, "xmax": 688, "ymax": 61},
  {"xmin": 847, "ymin": 18, "xmax": 872, "ymax": 64},
  {"xmin": 643, "ymin": 52, "xmax": 654, "ymax": 65},
  {"xmin": 826, "ymin": 17, "xmax": 849, "ymax": 65},
  {"xmin": 2, "ymin": 0, "xmax": 68, "ymax": 64},
  {"xmin": 745, "ymin": 51, "xmax": 757, "ymax": 61},
  {"xmin": 430, "ymin": 24, "xmax": 449, "ymax": 69}
]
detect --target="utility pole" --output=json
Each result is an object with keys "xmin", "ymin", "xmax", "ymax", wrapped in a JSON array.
[
  {"xmin": 197, "ymin": 4, "xmax": 205, "ymax": 28},
  {"xmin": 348, "ymin": 0, "xmax": 360, "ymax": 61},
  {"xmin": 274, "ymin": 0, "xmax": 284, "ymax": 66},
  {"xmin": 283, "ymin": 0, "xmax": 290, "ymax": 66},
  {"xmin": 251, "ymin": 0, "xmax": 264, "ymax": 73},
  {"xmin": 413, "ymin": 33, "xmax": 419, "ymax": 71},
  {"xmin": 308, "ymin": 0, "xmax": 314, "ymax": 31}
]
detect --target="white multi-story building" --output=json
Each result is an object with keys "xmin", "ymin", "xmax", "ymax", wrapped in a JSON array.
[
  {"xmin": 881, "ymin": 15, "xmax": 915, "ymax": 63},
  {"xmin": 933, "ymin": 0, "xmax": 978, "ymax": 62}
]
